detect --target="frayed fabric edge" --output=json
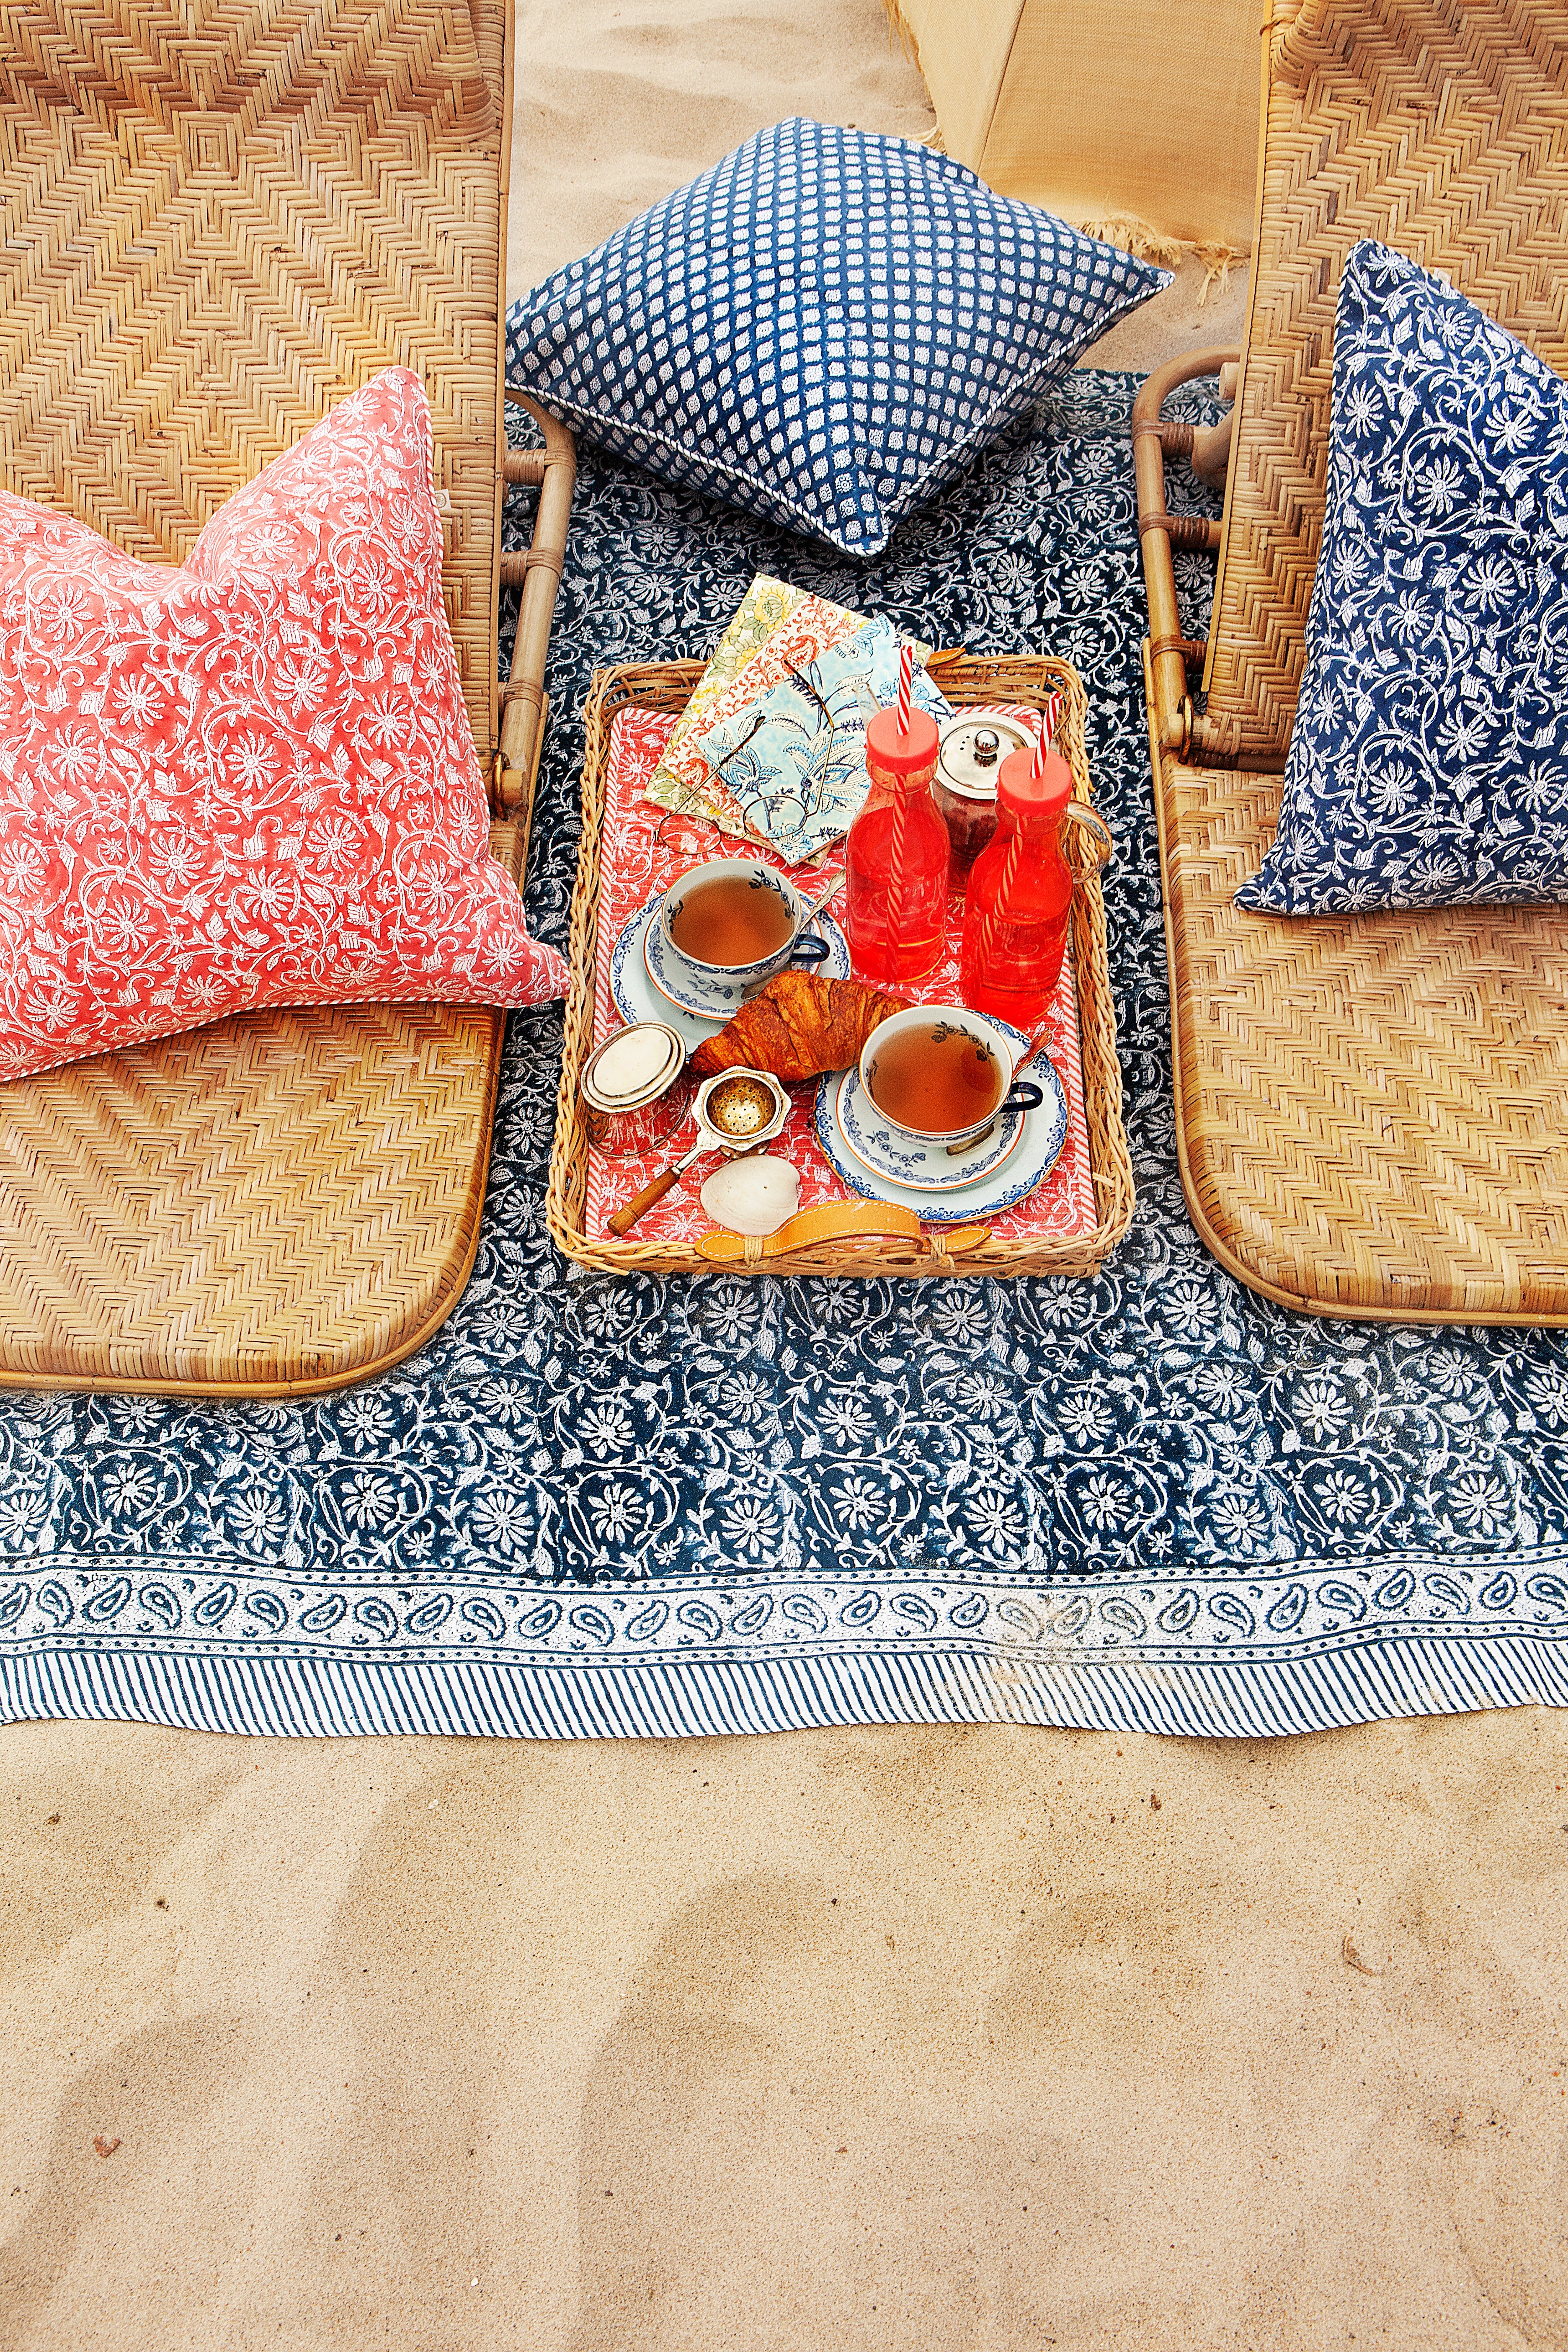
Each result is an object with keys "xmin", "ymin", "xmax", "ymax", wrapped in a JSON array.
[{"xmin": 1079, "ymin": 217, "xmax": 1245, "ymax": 301}]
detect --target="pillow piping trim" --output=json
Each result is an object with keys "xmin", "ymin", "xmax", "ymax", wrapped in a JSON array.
[
  {"xmin": 13, "ymin": 984, "xmax": 555, "ymax": 1084},
  {"xmin": 513, "ymin": 277, "xmax": 1165, "ymax": 555}
]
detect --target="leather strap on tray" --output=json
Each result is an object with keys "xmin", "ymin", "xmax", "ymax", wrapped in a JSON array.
[{"xmin": 695, "ymin": 1201, "xmax": 991, "ymax": 1264}]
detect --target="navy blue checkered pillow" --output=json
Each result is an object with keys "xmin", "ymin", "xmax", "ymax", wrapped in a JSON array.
[
  {"xmin": 505, "ymin": 118, "xmax": 1167, "ymax": 558},
  {"xmin": 1238, "ymin": 242, "xmax": 1568, "ymax": 916}
]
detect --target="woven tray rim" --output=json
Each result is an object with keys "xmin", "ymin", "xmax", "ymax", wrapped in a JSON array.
[{"xmin": 545, "ymin": 654, "xmax": 1135, "ymax": 1281}]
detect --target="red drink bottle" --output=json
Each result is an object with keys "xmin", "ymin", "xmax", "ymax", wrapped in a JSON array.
[
  {"xmin": 843, "ymin": 706, "xmax": 949, "ymax": 988},
  {"xmin": 960, "ymin": 746, "xmax": 1074, "ymax": 1026}
]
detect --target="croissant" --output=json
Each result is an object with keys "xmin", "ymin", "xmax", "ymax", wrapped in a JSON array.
[{"xmin": 689, "ymin": 971, "xmax": 908, "ymax": 1084}]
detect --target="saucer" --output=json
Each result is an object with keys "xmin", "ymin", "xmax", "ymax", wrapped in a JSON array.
[
  {"xmin": 644, "ymin": 899, "xmax": 851, "ymax": 1019},
  {"xmin": 813, "ymin": 1028, "xmax": 1068, "ymax": 1224},
  {"xmin": 833, "ymin": 1064, "xmax": 1031, "ymax": 1195}
]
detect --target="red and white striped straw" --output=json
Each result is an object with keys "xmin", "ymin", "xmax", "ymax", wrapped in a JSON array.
[
  {"xmin": 1030, "ymin": 691, "xmax": 1063, "ymax": 782},
  {"xmin": 972, "ymin": 820, "xmax": 1024, "ymax": 992},
  {"xmin": 885, "ymin": 779, "xmax": 910, "ymax": 964},
  {"xmin": 896, "ymin": 639, "xmax": 913, "ymax": 736}
]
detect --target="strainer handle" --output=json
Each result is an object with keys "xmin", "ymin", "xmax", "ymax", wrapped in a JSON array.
[{"xmin": 609, "ymin": 1137, "xmax": 707, "ymax": 1236}]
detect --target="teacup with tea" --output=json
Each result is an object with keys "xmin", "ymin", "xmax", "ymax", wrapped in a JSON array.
[
  {"xmin": 658, "ymin": 857, "xmax": 832, "ymax": 998},
  {"xmin": 859, "ymin": 1006, "xmax": 1044, "ymax": 1148}
]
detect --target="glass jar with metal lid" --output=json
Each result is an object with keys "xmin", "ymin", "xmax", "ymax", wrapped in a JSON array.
[
  {"xmin": 934, "ymin": 714, "xmax": 1034, "ymax": 893},
  {"xmin": 579, "ymin": 1022, "xmax": 690, "ymax": 1159}
]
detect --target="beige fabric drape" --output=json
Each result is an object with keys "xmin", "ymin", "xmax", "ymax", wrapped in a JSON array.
[{"xmin": 889, "ymin": 0, "xmax": 1261, "ymax": 253}]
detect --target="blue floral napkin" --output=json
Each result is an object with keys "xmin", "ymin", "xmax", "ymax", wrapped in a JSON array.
[{"xmin": 695, "ymin": 615, "xmax": 953, "ymax": 863}]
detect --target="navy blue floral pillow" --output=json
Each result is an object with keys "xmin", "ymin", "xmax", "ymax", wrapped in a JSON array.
[
  {"xmin": 505, "ymin": 117, "xmax": 1166, "ymax": 559},
  {"xmin": 1238, "ymin": 242, "xmax": 1568, "ymax": 917}
]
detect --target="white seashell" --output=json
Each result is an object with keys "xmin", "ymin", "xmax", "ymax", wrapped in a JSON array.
[{"xmin": 700, "ymin": 1155, "xmax": 801, "ymax": 1237}]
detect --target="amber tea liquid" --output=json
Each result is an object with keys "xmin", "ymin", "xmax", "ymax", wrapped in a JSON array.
[
  {"xmin": 669, "ymin": 875, "xmax": 792, "ymax": 965},
  {"xmin": 867, "ymin": 1024, "xmax": 1001, "ymax": 1133}
]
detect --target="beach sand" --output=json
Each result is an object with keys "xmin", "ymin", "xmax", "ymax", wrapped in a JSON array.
[
  {"xmin": 1, "ymin": 10, "xmax": 1559, "ymax": 2347},
  {"xmin": 4, "ymin": 1709, "xmax": 1567, "ymax": 2346}
]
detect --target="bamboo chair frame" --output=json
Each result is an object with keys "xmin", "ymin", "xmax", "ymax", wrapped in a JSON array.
[
  {"xmin": 0, "ymin": 0, "xmax": 574, "ymax": 1394},
  {"xmin": 1138, "ymin": 0, "xmax": 1568, "ymax": 1325}
]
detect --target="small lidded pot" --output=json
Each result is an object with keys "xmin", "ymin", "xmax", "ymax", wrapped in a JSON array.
[
  {"xmin": 934, "ymin": 714, "xmax": 1034, "ymax": 894},
  {"xmin": 579, "ymin": 1022, "xmax": 689, "ymax": 1160}
]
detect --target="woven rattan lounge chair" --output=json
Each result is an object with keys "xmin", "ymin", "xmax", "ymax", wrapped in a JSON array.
[
  {"xmin": 1138, "ymin": 0, "xmax": 1568, "ymax": 1324},
  {"xmin": 0, "ymin": 0, "xmax": 573, "ymax": 1394}
]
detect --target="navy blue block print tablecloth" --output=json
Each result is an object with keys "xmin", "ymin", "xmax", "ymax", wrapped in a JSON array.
[{"xmin": 3, "ymin": 372, "xmax": 1568, "ymax": 1741}]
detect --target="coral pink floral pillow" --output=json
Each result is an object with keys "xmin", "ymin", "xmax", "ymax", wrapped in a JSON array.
[{"xmin": 0, "ymin": 367, "xmax": 567, "ymax": 1081}]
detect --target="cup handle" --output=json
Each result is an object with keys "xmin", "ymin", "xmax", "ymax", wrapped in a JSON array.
[
  {"xmin": 1001, "ymin": 1080, "xmax": 1045, "ymax": 1114},
  {"xmin": 790, "ymin": 934, "xmax": 831, "ymax": 967},
  {"xmin": 1064, "ymin": 802, "xmax": 1114, "ymax": 869}
]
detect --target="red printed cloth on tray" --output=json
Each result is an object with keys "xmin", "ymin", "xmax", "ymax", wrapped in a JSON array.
[{"xmin": 585, "ymin": 707, "xmax": 1096, "ymax": 1252}]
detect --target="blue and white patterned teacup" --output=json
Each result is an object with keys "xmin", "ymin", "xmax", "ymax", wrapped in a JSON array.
[
  {"xmin": 859, "ymin": 1005, "xmax": 1044, "ymax": 1148},
  {"xmin": 658, "ymin": 857, "xmax": 832, "ymax": 996}
]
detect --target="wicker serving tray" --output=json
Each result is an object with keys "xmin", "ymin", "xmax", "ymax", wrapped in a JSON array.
[{"xmin": 546, "ymin": 654, "xmax": 1135, "ymax": 1280}]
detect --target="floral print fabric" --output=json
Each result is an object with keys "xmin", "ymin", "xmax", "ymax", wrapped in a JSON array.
[
  {"xmin": 645, "ymin": 580, "xmax": 860, "ymax": 838},
  {"xmin": 1238, "ymin": 242, "xmax": 1568, "ymax": 916},
  {"xmin": 0, "ymin": 367, "xmax": 566, "ymax": 1079},
  {"xmin": 643, "ymin": 573, "xmax": 810, "ymax": 826},
  {"xmin": 696, "ymin": 616, "xmax": 950, "ymax": 861},
  {"xmin": 3, "ymin": 374, "xmax": 1568, "ymax": 1742}
]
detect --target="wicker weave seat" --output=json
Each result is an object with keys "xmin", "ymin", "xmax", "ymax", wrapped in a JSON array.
[
  {"xmin": 1138, "ymin": 0, "xmax": 1568, "ymax": 1323},
  {"xmin": 0, "ymin": 0, "xmax": 572, "ymax": 1394}
]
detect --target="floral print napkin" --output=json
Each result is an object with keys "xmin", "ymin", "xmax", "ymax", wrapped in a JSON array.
[
  {"xmin": 646, "ymin": 580, "xmax": 865, "ymax": 838},
  {"xmin": 694, "ymin": 616, "xmax": 952, "ymax": 864},
  {"xmin": 642, "ymin": 572, "xmax": 805, "ymax": 827}
]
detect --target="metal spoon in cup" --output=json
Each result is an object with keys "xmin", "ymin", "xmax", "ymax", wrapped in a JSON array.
[{"xmin": 798, "ymin": 867, "xmax": 846, "ymax": 921}]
